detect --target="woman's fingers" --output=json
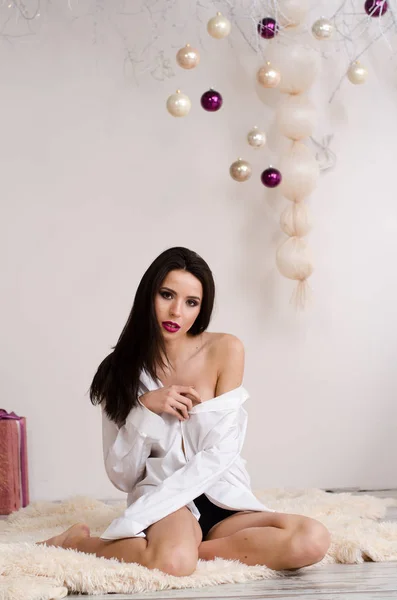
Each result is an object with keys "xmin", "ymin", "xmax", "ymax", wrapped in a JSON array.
[
  {"xmin": 171, "ymin": 399, "xmax": 190, "ymax": 420},
  {"xmin": 177, "ymin": 386, "xmax": 202, "ymax": 404},
  {"xmin": 163, "ymin": 385, "xmax": 203, "ymax": 420}
]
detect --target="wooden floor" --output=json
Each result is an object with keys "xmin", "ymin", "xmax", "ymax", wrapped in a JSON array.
[{"xmin": 67, "ymin": 489, "xmax": 397, "ymax": 599}]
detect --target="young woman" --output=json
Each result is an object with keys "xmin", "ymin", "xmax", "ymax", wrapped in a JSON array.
[{"xmin": 40, "ymin": 247, "xmax": 331, "ymax": 576}]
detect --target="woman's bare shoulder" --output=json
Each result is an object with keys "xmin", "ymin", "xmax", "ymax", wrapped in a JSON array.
[
  {"xmin": 205, "ymin": 332, "xmax": 245, "ymax": 359},
  {"xmin": 205, "ymin": 333, "xmax": 245, "ymax": 395}
]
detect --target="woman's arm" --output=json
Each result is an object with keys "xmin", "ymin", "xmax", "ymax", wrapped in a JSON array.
[
  {"xmin": 102, "ymin": 400, "xmax": 166, "ymax": 493},
  {"xmin": 101, "ymin": 407, "xmax": 245, "ymax": 539}
]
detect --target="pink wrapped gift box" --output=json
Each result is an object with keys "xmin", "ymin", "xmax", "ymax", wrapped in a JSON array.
[{"xmin": 0, "ymin": 410, "xmax": 29, "ymax": 514}]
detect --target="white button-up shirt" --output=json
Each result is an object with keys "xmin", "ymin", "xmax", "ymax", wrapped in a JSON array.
[{"xmin": 100, "ymin": 370, "xmax": 274, "ymax": 540}]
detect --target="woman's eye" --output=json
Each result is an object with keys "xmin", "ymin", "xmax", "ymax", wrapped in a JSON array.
[{"xmin": 160, "ymin": 291, "xmax": 198, "ymax": 307}]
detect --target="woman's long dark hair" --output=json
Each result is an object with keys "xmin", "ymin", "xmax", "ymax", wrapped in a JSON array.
[{"xmin": 90, "ymin": 247, "xmax": 215, "ymax": 426}]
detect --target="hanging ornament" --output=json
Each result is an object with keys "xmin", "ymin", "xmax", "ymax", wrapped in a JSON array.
[
  {"xmin": 266, "ymin": 41, "xmax": 320, "ymax": 94},
  {"xmin": 230, "ymin": 159, "xmax": 252, "ymax": 182},
  {"xmin": 276, "ymin": 0, "xmax": 309, "ymax": 27},
  {"xmin": 166, "ymin": 90, "xmax": 191, "ymax": 117},
  {"xmin": 279, "ymin": 142, "xmax": 319, "ymax": 202},
  {"xmin": 207, "ymin": 12, "xmax": 231, "ymax": 39},
  {"xmin": 176, "ymin": 44, "xmax": 200, "ymax": 70},
  {"xmin": 312, "ymin": 17, "xmax": 334, "ymax": 40},
  {"xmin": 275, "ymin": 95, "xmax": 317, "ymax": 141},
  {"xmin": 276, "ymin": 237, "xmax": 314, "ymax": 285},
  {"xmin": 257, "ymin": 62, "xmax": 281, "ymax": 88},
  {"xmin": 280, "ymin": 203, "xmax": 313, "ymax": 238},
  {"xmin": 247, "ymin": 126, "xmax": 267, "ymax": 149},
  {"xmin": 364, "ymin": 0, "xmax": 388, "ymax": 17},
  {"xmin": 261, "ymin": 167, "xmax": 282, "ymax": 188},
  {"xmin": 201, "ymin": 89, "xmax": 223, "ymax": 112},
  {"xmin": 347, "ymin": 61, "xmax": 368, "ymax": 84},
  {"xmin": 257, "ymin": 17, "xmax": 279, "ymax": 39}
]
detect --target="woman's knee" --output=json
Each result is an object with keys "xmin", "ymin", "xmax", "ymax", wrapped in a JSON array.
[
  {"xmin": 146, "ymin": 544, "xmax": 198, "ymax": 576},
  {"xmin": 291, "ymin": 518, "xmax": 331, "ymax": 567},
  {"xmin": 142, "ymin": 506, "xmax": 202, "ymax": 575}
]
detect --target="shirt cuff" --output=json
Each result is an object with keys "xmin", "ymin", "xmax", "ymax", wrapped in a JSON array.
[
  {"xmin": 100, "ymin": 516, "xmax": 146, "ymax": 540},
  {"xmin": 126, "ymin": 402, "xmax": 165, "ymax": 441}
]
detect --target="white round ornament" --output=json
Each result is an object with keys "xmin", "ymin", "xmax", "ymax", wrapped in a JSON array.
[
  {"xmin": 312, "ymin": 17, "xmax": 334, "ymax": 40},
  {"xmin": 247, "ymin": 126, "xmax": 267, "ymax": 149},
  {"xmin": 347, "ymin": 61, "xmax": 368, "ymax": 84},
  {"xmin": 207, "ymin": 12, "xmax": 231, "ymax": 39},
  {"xmin": 166, "ymin": 90, "xmax": 191, "ymax": 117}
]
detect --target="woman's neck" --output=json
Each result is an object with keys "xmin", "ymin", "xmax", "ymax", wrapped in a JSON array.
[{"xmin": 161, "ymin": 333, "xmax": 204, "ymax": 371}]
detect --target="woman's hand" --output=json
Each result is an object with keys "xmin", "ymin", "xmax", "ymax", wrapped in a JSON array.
[{"xmin": 140, "ymin": 385, "xmax": 202, "ymax": 421}]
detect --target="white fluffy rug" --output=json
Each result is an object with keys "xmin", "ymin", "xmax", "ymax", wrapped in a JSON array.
[{"xmin": 1, "ymin": 489, "xmax": 397, "ymax": 600}]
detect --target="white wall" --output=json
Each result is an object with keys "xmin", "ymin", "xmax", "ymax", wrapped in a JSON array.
[{"xmin": 1, "ymin": 2, "xmax": 396, "ymax": 502}]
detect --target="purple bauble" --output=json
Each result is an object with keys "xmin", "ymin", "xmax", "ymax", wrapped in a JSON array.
[
  {"xmin": 364, "ymin": 0, "xmax": 388, "ymax": 16},
  {"xmin": 201, "ymin": 89, "xmax": 223, "ymax": 112},
  {"xmin": 261, "ymin": 167, "xmax": 282, "ymax": 188},
  {"xmin": 257, "ymin": 17, "xmax": 279, "ymax": 39}
]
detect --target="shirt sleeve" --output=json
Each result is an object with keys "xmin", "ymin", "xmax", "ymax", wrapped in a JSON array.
[
  {"xmin": 102, "ymin": 398, "xmax": 166, "ymax": 493},
  {"xmin": 100, "ymin": 410, "xmax": 243, "ymax": 539}
]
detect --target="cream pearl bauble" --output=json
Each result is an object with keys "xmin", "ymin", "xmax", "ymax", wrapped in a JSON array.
[
  {"xmin": 166, "ymin": 90, "xmax": 191, "ymax": 117},
  {"xmin": 347, "ymin": 61, "xmax": 368, "ymax": 84},
  {"xmin": 247, "ymin": 126, "xmax": 267, "ymax": 149},
  {"xmin": 230, "ymin": 158, "xmax": 252, "ymax": 182},
  {"xmin": 257, "ymin": 62, "xmax": 281, "ymax": 88},
  {"xmin": 312, "ymin": 17, "xmax": 334, "ymax": 40},
  {"xmin": 176, "ymin": 44, "xmax": 200, "ymax": 69},
  {"xmin": 207, "ymin": 12, "xmax": 231, "ymax": 39}
]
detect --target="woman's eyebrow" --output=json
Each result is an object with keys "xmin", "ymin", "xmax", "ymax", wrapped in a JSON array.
[{"xmin": 161, "ymin": 286, "xmax": 201, "ymax": 301}]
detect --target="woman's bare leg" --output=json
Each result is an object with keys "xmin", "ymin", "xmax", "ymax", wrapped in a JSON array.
[
  {"xmin": 198, "ymin": 511, "xmax": 331, "ymax": 570},
  {"xmin": 38, "ymin": 523, "xmax": 148, "ymax": 564},
  {"xmin": 37, "ymin": 507, "xmax": 202, "ymax": 577}
]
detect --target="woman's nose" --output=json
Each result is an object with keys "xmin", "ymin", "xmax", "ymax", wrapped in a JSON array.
[{"xmin": 170, "ymin": 302, "xmax": 182, "ymax": 317}]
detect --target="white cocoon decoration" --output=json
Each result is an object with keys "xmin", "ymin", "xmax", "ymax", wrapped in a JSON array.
[
  {"xmin": 279, "ymin": 142, "xmax": 320, "ymax": 202},
  {"xmin": 266, "ymin": 41, "xmax": 320, "ymax": 94},
  {"xmin": 280, "ymin": 202, "xmax": 312, "ymax": 237},
  {"xmin": 275, "ymin": 94, "xmax": 317, "ymax": 140},
  {"xmin": 276, "ymin": 236, "xmax": 314, "ymax": 281},
  {"xmin": 275, "ymin": 0, "xmax": 309, "ymax": 27}
]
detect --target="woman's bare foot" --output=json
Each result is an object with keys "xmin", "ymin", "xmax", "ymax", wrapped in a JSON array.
[{"xmin": 37, "ymin": 523, "xmax": 90, "ymax": 549}]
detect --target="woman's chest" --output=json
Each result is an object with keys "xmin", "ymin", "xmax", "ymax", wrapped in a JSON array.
[{"xmin": 158, "ymin": 352, "xmax": 218, "ymax": 402}]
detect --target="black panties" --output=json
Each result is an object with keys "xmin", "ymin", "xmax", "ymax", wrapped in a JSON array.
[{"xmin": 194, "ymin": 493, "xmax": 239, "ymax": 539}]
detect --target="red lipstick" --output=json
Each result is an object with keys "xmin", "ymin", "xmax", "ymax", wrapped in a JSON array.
[{"xmin": 162, "ymin": 321, "xmax": 181, "ymax": 333}]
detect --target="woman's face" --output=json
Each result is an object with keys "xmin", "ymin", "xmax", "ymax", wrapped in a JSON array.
[{"xmin": 155, "ymin": 269, "xmax": 203, "ymax": 337}]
